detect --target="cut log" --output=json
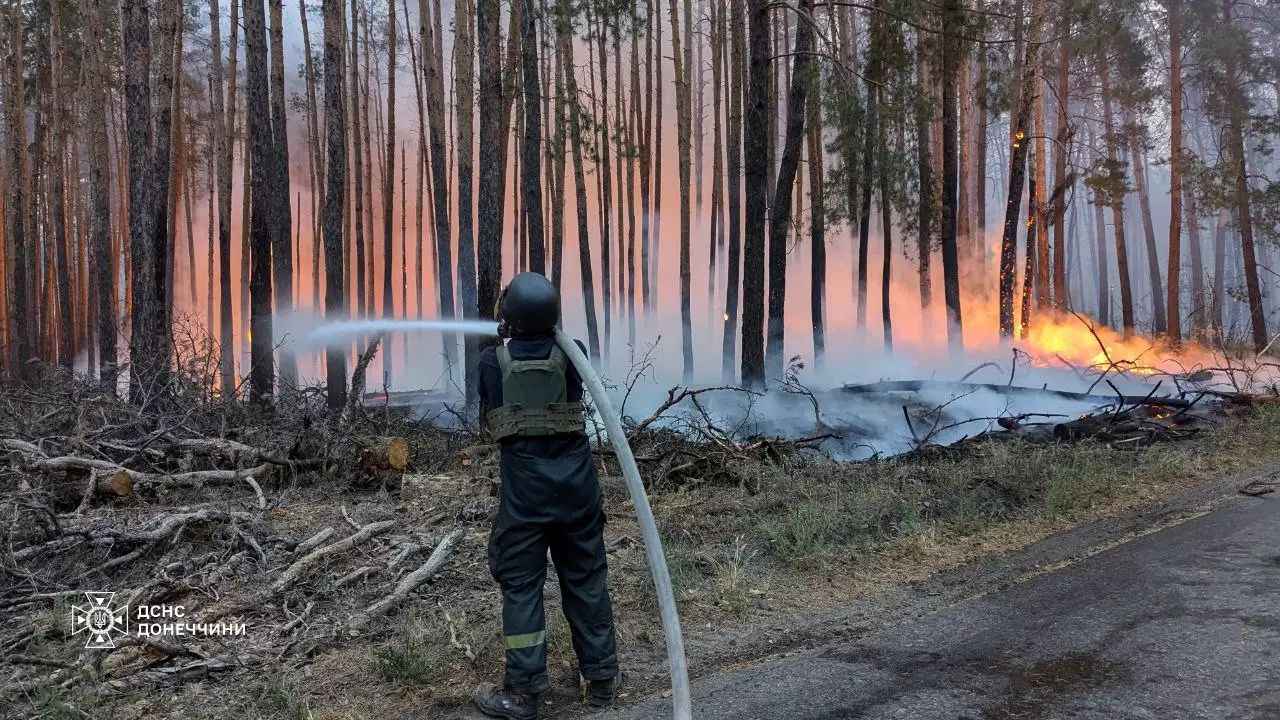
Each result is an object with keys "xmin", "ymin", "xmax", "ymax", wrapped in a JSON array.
[
  {"xmin": 98, "ymin": 470, "xmax": 134, "ymax": 497},
  {"xmin": 356, "ymin": 436, "xmax": 409, "ymax": 470}
]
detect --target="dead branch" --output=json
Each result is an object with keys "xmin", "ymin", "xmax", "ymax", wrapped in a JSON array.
[
  {"xmin": 352, "ymin": 523, "xmax": 466, "ymax": 627},
  {"xmin": 272, "ymin": 520, "xmax": 395, "ymax": 591}
]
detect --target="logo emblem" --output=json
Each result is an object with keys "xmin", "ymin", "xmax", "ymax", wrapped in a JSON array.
[{"xmin": 71, "ymin": 592, "xmax": 129, "ymax": 649}]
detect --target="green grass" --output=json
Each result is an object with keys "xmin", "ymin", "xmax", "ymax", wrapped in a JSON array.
[
  {"xmin": 757, "ymin": 405, "xmax": 1280, "ymax": 569},
  {"xmin": 373, "ymin": 615, "xmax": 454, "ymax": 686},
  {"xmin": 260, "ymin": 673, "xmax": 311, "ymax": 720}
]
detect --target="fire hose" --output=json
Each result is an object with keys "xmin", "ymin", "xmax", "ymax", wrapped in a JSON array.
[{"xmin": 555, "ymin": 330, "xmax": 692, "ymax": 720}]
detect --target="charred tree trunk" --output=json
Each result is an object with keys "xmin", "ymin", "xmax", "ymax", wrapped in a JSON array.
[
  {"xmin": 323, "ymin": 0, "xmax": 348, "ymax": 409},
  {"xmin": 383, "ymin": 0, "xmax": 398, "ymax": 323},
  {"xmin": 349, "ymin": 0, "xmax": 367, "ymax": 318},
  {"xmin": 915, "ymin": 33, "xmax": 934, "ymax": 320},
  {"xmin": 669, "ymin": 0, "xmax": 694, "ymax": 381},
  {"xmin": 86, "ymin": 0, "xmax": 116, "ymax": 387},
  {"xmin": 1167, "ymin": 0, "xmax": 1182, "ymax": 343},
  {"xmin": 1099, "ymin": 64, "xmax": 1135, "ymax": 336},
  {"xmin": 519, "ymin": 0, "xmax": 545, "ymax": 273},
  {"xmin": 267, "ymin": 0, "xmax": 295, "ymax": 384},
  {"xmin": 740, "ymin": 0, "xmax": 768, "ymax": 387},
  {"xmin": 808, "ymin": 71, "xmax": 825, "ymax": 368},
  {"xmin": 5, "ymin": 12, "xmax": 31, "ymax": 377},
  {"xmin": 245, "ymin": 0, "xmax": 276, "ymax": 402},
  {"xmin": 1051, "ymin": 32, "xmax": 1069, "ymax": 311},
  {"xmin": 764, "ymin": 0, "xmax": 813, "ymax": 377},
  {"xmin": 939, "ymin": 0, "xmax": 963, "ymax": 349},
  {"xmin": 123, "ymin": 0, "xmax": 162, "ymax": 399},
  {"xmin": 721, "ymin": 0, "xmax": 744, "ymax": 382},
  {"xmin": 857, "ymin": 3, "xmax": 881, "ymax": 334},
  {"xmin": 996, "ymin": 4, "xmax": 1039, "ymax": 338},
  {"xmin": 48, "ymin": 0, "xmax": 72, "ymax": 369},
  {"xmin": 476, "ymin": 0, "xmax": 506, "ymax": 384}
]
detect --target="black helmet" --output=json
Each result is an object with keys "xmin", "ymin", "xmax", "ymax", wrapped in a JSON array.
[{"xmin": 497, "ymin": 272, "xmax": 560, "ymax": 337}]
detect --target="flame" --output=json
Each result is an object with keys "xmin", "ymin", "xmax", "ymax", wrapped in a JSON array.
[{"xmin": 1019, "ymin": 314, "xmax": 1212, "ymax": 377}]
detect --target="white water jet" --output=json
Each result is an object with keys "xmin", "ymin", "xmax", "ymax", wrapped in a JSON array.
[{"xmin": 305, "ymin": 318, "xmax": 499, "ymax": 346}]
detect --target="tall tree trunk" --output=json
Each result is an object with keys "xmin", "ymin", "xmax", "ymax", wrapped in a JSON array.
[
  {"xmin": 1031, "ymin": 61, "xmax": 1049, "ymax": 313},
  {"xmin": 880, "ymin": 90, "xmax": 894, "ymax": 351},
  {"xmin": 5, "ymin": 12, "xmax": 31, "ymax": 377},
  {"xmin": 323, "ymin": 0, "xmax": 347, "ymax": 409},
  {"xmin": 349, "ymin": 0, "xmax": 366, "ymax": 318},
  {"xmin": 973, "ymin": 7, "xmax": 988, "ymax": 274},
  {"xmin": 1220, "ymin": 0, "xmax": 1265, "ymax": 350},
  {"xmin": 856, "ymin": 2, "xmax": 881, "ymax": 334},
  {"xmin": 940, "ymin": 0, "xmax": 964, "ymax": 349},
  {"xmin": 519, "ymin": 0, "xmax": 545, "ymax": 273},
  {"xmin": 245, "ymin": 0, "xmax": 276, "ymax": 402},
  {"xmin": 1099, "ymin": 63, "xmax": 1135, "ymax": 336},
  {"xmin": 1021, "ymin": 135, "xmax": 1038, "ymax": 336},
  {"xmin": 555, "ymin": 0, "xmax": 601, "ymax": 359},
  {"xmin": 550, "ymin": 9, "xmax": 567, "ymax": 288},
  {"xmin": 721, "ymin": 0, "xmax": 744, "ymax": 382},
  {"xmin": 455, "ymin": 0, "xmax": 480, "ymax": 402},
  {"xmin": 1167, "ymin": 0, "xmax": 1182, "ymax": 343},
  {"xmin": 996, "ymin": 3, "xmax": 1039, "ymax": 337},
  {"xmin": 207, "ymin": 0, "xmax": 235, "ymax": 393},
  {"xmin": 807, "ymin": 59, "xmax": 825, "ymax": 367},
  {"xmin": 301, "ymin": 0, "xmax": 324, "ymax": 314},
  {"xmin": 640, "ymin": 0, "xmax": 656, "ymax": 314},
  {"xmin": 1088, "ymin": 130, "xmax": 1110, "ymax": 326},
  {"xmin": 152, "ymin": 0, "xmax": 179, "ymax": 381},
  {"xmin": 1126, "ymin": 115, "xmax": 1164, "ymax": 334},
  {"xmin": 915, "ymin": 32, "xmax": 934, "ymax": 323},
  {"xmin": 1184, "ymin": 184, "xmax": 1205, "ymax": 338},
  {"xmin": 420, "ymin": 0, "xmax": 458, "ymax": 380},
  {"xmin": 669, "ymin": 0, "xmax": 694, "ymax": 380},
  {"xmin": 739, "ymin": 0, "xmax": 768, "ymax": 387},
  {"xmin": 383, "ymin": 0, "xmax": 397, "ymax": 323},
  {"xmin": 49, "ymin": 0, "xmax": 73, "ymax": 369},
  {"xmin": 86, "ymin": 0, "xmax": 116, "ymax": 387},
  {"xmin": 269, "ymin": 0, "xmax": 294, "ymax": 384},
  {"xmin": 764, "ymin": 0, "xmax": 813, "ymax": 377},
  {"xmin": 476, "ymin": 0, "xmax": 506, "ymax": 365},
  {"xmin": 1051, "ymin": 32, "xmax": 1069, "ymax": 311},
  {"xmin": 123, "ymin": 0, "xmax": 161, "ymax": 398}
]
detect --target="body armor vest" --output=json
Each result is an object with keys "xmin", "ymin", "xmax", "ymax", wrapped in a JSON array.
[{"xmin": 486, "ymin": 345, "xmax": 587, "ymax": 441}]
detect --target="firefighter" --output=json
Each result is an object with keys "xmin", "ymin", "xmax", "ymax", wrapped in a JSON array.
[{"xmin": 472, "ymin": 272, "xmax": 619, "ymax": 720}]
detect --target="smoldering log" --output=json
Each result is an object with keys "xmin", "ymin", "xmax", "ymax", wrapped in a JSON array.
[{"xmin": 843, "ymin": 380, "xmax": 1192, "ymax": 408}]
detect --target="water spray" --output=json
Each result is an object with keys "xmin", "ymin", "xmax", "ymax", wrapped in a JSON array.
[
  {"xmin": 305, "ymin": 318, "xmax": 502, "ymax": 345},
  {"xmin": 307, "ymin": 317, "xmax": 692, "ymax": 719}
]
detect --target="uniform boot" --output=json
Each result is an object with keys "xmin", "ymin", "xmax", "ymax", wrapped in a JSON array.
[
  {"xmin": 472, "ymin": 682, "xmax": 539, "ymax": 720},
  {"xmin": 588, "ymin": 675, "xmax": 620, "ymax": 707}
]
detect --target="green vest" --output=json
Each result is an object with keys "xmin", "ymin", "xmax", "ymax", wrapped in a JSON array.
[{"xmin": 486, "ymin": 345, "xmax": 587, "ymax": 441}]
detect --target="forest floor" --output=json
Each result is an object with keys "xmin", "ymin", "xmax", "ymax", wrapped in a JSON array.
[{"xmin": 4, "ymin": 364, "xmax": 1280, "ymax": 720}]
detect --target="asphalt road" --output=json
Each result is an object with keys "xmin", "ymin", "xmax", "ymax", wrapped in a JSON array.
[{"xmin": 607, "ymin": 493, "xmax": 1280, "ymax": 720}]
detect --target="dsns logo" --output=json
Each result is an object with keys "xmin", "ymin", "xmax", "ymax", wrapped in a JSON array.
[{"xmin": 71, "ymin": 592, "xmax": 130, "ymax": 649}]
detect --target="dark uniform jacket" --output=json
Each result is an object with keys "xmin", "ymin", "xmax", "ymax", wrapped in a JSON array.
[{"xmin": 478, "ymin": 334, "xmax": 602, "ymax": 529}]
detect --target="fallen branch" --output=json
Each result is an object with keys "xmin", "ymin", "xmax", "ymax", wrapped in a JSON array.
[
  {"xmin": 352, "ymin": 523, "xmax": 466, "ymax": 627},
  {"xmin": 843, "ymin": 380, "xmax": 1191, "ymax": 408},
  {"xmin": 272, "ymin": 520, "xmax": 395, "ymax": 591}
]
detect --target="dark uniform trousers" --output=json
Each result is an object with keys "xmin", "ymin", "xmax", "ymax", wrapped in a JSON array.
[{"xmin": 488, "ymin": 504, "xmax": 618, "ymax": 693}]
